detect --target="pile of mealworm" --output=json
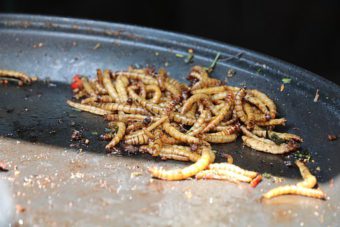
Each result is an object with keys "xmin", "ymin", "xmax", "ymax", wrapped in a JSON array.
[{"xmin": 0, "ymin": 66, "xmax": 326, "ymax": 200}]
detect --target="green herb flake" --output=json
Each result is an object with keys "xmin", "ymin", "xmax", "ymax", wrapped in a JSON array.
[
  {"xmin": 282, "ymin": 78, "xmax": 292, "ymax": 84},
  {"xmin": 262, "ymin": 173, "xmax": 272, "ymax": 179},
  {"xmin": 91, "ymin": 131, "xmax": 98, "ymax": 135},
  {"xmin": 206, "ymin": 52, "xmax": 221, "ymax": 73},
  {"xmin": 175, "ymin": 53, "xmax": 184, "ymax": 58}
]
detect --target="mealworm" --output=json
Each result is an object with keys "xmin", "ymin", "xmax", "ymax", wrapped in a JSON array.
[
  {"xmin": 115, "ymin": 71, "xmax": 158, "ymax": 85},
  {"xmin": 185, "ymin": 103, "xmax": 198, "ymax": 119},
  {"xmin": 169, "ymin": 112, "xmax": 196, "ymax": 125},
  {"xmin": 163, "ymin": 121, "xmax": 201, "ymax": 144},
  {"xmin": 202, "ymin": 133, "xmax": 238, "ymax": 143},
  {"xmin": 67, "ymin": 100, "xmax": 110, "ymax": 115},
  {"xmin": 93, "ymin": 103, "xmax": 149, "ymax": 115},
  {"xmin": 196, "ymin": 169, "xmax": 252, "ymax": 183},
  {"xmin": 208, "ymin": 163, "xmax": 258, "ymax": 178},
  {"xmin": 191, "ymin": 86, "xmax": 228, "ymax": 95},
  {"xmin": 129, "ymin": 88, "xmax": 165, "ymax": 115},
  {"xmin": 126, "ymin": 122, "xmax": 144, "ymax": 133},
  {"xmin": 243, "ymin": 102, "xmax": 255, "ymax": 129},
  {"xmin": 105, "ymin": 113, "xmax": 155, "ymax": 122},
  {"xmin": 164, "ymin": 81, "xmax": 181, "ymax": 99},
  {"xmin": 81, "ymin": 76, "xmax": 96, "ymax": 97},
  {"xmin": 115, "ymin": 75, "xmax": 129, "ymax": 102},
  {"xmin": 295, "ymin": 160, "xmax": 317, "ymax": 188},
  {"xmin": 256, "ymin": 118, "xmax": 287, "ymax": 126},
  {"xmin": 235, "ymin": 88, "xmax": 248, "ymax": 124},
  {"xmin": 252, "ymin": 128, "xmax": 303, "ymax": 143},
  {"xmin": 142, "ymin": 145, "xmax": 200, "ymax": 162},
  {"xmin": 202, "ymin": 104, "xmax": 232, "ymax": 133},
  {"xmin": 148, "ymin": 146, "xmax": 213, "ymax": 180},
  {"xmin": 242, "ymin": 136, "xmax": 299, "ymax": 154},
  {"xmin": 103, "ymin": 69, "xmax": 120, "ymax": 101},
  {"xmin": 124, "ymin": 133, "xmax": 150, "ymax": 145},
  {"xmin": 145, "ymin": 85, "xmax": 162, "ymax": 103},
  {"xmin": 0, "ymin": 69, "xmax": 32, "ymax": 84},
  {"xmin": 160, "ymin": 134, "xmax": 181, "ymax": 145},
  {"xmin": 181, "ymin": 94, "xmax": 210, "ymax": 114},
  {"xmin": 187, "ymin": 110, "xmax": 209, "ymax": 136},
  {"xmin": 244, "ymin": 94, "xmax": 270, "ymax": 118},
  {"xmin": 249, "ymin": 89, "xmax": 277, "ymax": 119},
  {"xmin": 211, "ymin": 91, "xmax": 229, "ymax": 102},
  {"xmin": 106, "ymin": 122, "xmax": 126, "ymax": 149},
  {"xmin": 81, "ymin": 96, "xmax": 98, "ymax": 104},
  {"xmin": 261, "ymin": 185, "xmax": 326, "ymax": 200}
]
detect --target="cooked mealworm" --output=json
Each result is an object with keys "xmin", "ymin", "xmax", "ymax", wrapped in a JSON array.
[
  {"xmin": 160, "ymin": 134, "xmax": 181, "ymax": 145},
  {"xmin": 243, "ymin": 102, "xmax": 255, "ymax": 129},
  {"xmin": 185, "ymin": 103, "xmax": 198, "ymax": 119},
  {"xmin": 252, "ymin": 128, "xmax": 303, "ymax": 143},
  {"xmin": 202, "ymin": 104, "xmax": 232, "ymax": 133},
  {"xmin": 106, "ymin": 122, "xmax": 126, "ymax": 149},
  {"xmin": 115, "ymin": 75, "xmax": 129, "ymax": 102},
  {"xmin": 208, "ymin": 163, "xmax": 258, "ymax": 178},
  {"xmin": 295, "ymin": 160, "xmax": 317, "ymax": 188},
  {"xmin": 81, "ymin": 76, "xmax": 96, "ymax": 97},
  {"xmin": 81, "ymin": 96, "xmax": 98, "ymax": 104},
  {"xmin": 169, "ymin": 112, "xmax": 196, "ymax": 125},
  {"xmin": 191, "ymin": 86, "xmax": 228, "ymax": 95},
  {"xmin": 202, "ymin": 133, "xmax": 238, "ymax": 143},
  {"xmin": 145, "ymin": 85, "xmax": 162, "ymax": 103},
  {"xmin": 196, "ymin": 169, "xmax": 252, "ymax": 183},
  {"xmin": 167, "ymin": 77, "xmax": 188, "ymax": 92},
  {"xmin": 103, "ymin": 69, "xmax": 120, "ymax": 101},
  {"xmin": 96, "ymin": 95, "xmax": 115, "ymax": 103},
  {"xmin": 129, "ymin": 88, "xmax": 165, "ymax": 115},
  {"xmin": 93, "ymin": 103, "xmax": 149, "ymax": 115},
  {"xmin": 115, "ymin": 71, "xmax": 158, "ymax": 85},
  {"xmin": 249, "ymin": 89, "xmax": 277, "ymax": 119},
  {"xmin": 164, "ymin": 81, "xmax": 181, "ymax": 99},
  {"xmin": 67, "ymin": 100, "xmax": 110, "ymax": 115},
  {"xmin": 73, "ymin": 90, "xmax": 87, "ymax": 99},
  {"xmin": 105, "ymin": 113, "xmax": 155, "ymax": 122},
  {"xmin": 235, "ymin": 88, "xmax": 247, "ymax": 124},
  {"xmin": 256, "ymin": 118, "xmax": 287, "ymax": 126},
  {"xmin": 211, "ymin": 91, "xmax": 229, "ymax": 102},
  {"xmin": 219, "ymin": 109, "xmax": 238, "ymax": 126},
  {"xmin": 187, "ymin": 110, "xmax": 209, "ymax": 136},
  {"xmin": 126, "ymin": 122, "xmax": 144, "ymax": 133},
  {"xmin": 124, "ymin": 133, "xmax": 150, "ymax": 145},
  {"xmin": 181, "ymin": 94, "xmax": 210, "ymax": 114},
  {"xmin": 261, "ymin": 185, "xmax": 326, "ymax": 200},
  {"xmin": 148, "ymin": 146, "xmax": 213, "ymax": 180},
  {"xmin": 163, "ymin": 121, "xmax": 201, "ymax": 144},
  {"xmin": 244, "ymin": 94, "xmax": 270, "ymax": 118},
  {"xmin": 141, "ymin": 145, "xmax": 200, "ymax": 162},
  {"xmin": 0, "ymin": 69, "xmax": 32, "ymax": 84},
  {"xmin": 242, "ymin": 136, "xmax": 299, "ymax": 154}
]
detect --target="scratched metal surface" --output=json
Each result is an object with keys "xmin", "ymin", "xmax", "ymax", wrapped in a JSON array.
[{"xmin": 0, "ymin": 14, "xmax": 339, "ymax": 226}]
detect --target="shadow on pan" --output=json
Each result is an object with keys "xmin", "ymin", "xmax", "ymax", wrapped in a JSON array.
[{"xmin": 0, "ymin": 14, "xmax": 339, "ymax": 183}]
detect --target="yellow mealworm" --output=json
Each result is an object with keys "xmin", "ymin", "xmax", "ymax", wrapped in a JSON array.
[
  {"xmin": 211, "ymin": 91, "xmax": 229, "ymax": 101},
  {"xmin": 81, "ymin": 76, "xmax": 96, "ymax": 97},
  {"xmin": 181, "ymin": 94, "xmax": 210, "ymax": 114},
  {"xmin": 106, "ymin": 122, "xmax": 126, "ymax": 149},
  {"xmin": 249, "ymin": 89, "xmax": 277, "ymax": 119},
  {"xmin": 124, "ymin": 133, "xmax": 150, "ymax": 145},
  {"xmin": 115, "ymin": 71, "xmax": 158, "ymax": 85},
  {"xmin": 252, "ymin": 128, "xmax": 303, "ymax": 143},
  {"xmin": 163, "ymin": 121, "xmax": 201, "ymax": 144},
  {"xmin": 103, "ymin": 69, "xmax": 120, "ymax": 101},
  {"xmin": 115, "ymin": 75, "xmax": 129, "ymax": 102},
  {"xmin": 93, "ymin": 103, "xmax": 149, "ymax": 115},
  {"xmin": 185, "ymin": 103, "xmax": 198, "ymax": 119},
  {"xmin": 295, "ymin": 160, "xmax": 317, "ymax": 188},
  {"xmin": 208, "ymin": 163, "xmax": 258, "ymax": 178},
  {"xmin": 105, "ymin": 113, "xmax": 154, "ymax": 122},
  {"xmin": 191, "ymin": 86, "xmax": 228, "ymax": 95},
  {"xmin": 67, "ymin": 100, "xmax": 110, "ymax": 115},
  {"xmin": 202, "ymin": 133, "xmax": 238, "ymax": 143},
  {"xmin": 187, "ymin": 110, "xmax": 209, "ymax": 136},
  {"xmin": 160, "ymin": 134, "xmax": 181, "ymax": 145},
  {"xmin": 196, "ymin": 169, "xmax": 253, "ymax": 183},
  {"xmin": 164, "ymin": 81, "xmax": 181, "ymax": 99},
  {"xmin": 0, "ymin": 69, "xmax": 32, "ymax": 84},
  {"xmin": 256, "ymin": 118, "xmax": 287, "ymax": 126},
  {"xmin": 148, "ymin": 146, "xmax": 213, "ymax": 181},
  {"xmin": 235, "ymin": 88, "xmax": 247, "ymax": 124},
  {"xmin": 145, "ymin": 85, "xmax": 162, "ymax": 103},
  {"xmin": 242, "ymin": 136, "xmax": 299, "ymax": 154},
  {"xmin": 243, "ymin": 102, "xmax": 255, "ymax": 129},
  {"xmin": 129, "ymin": 88, "xmax": 165, "ymax": 115},
  {"xmin": 244, "ymin": 94, "xmax": 270, "ymax": 118},
  {"xmin": 262, "ymin": 185, "xmax": 326, "ymax": 200},
  {"xmin": 169, "ymin": 112, "xmax": 196, "ymax": 125},
  {"xmin": 126, "ymin": 122, "xmax": 144, "ymax": 133},
  {"xmin": 202, "ymin": 104, "xmax": 232, "ymax": 133},
  {"xmin": 81, "ymin": 96, "xmax": 98, "ymax": 104}
]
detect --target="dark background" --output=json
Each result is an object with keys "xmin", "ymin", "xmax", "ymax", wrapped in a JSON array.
[{"xmin": 1, "ymin": 0, "xmax": 339, "ymax": 85}]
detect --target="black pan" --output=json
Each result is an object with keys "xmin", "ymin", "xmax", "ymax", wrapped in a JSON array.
[{"xmin": 0, "ymin": 14, "xmax": 339, "ymax": 226}]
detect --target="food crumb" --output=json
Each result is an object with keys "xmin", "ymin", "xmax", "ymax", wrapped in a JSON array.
[
  {"xmin": 227, "ymin": 69, "xmax": 236, "ymax": 78},
  {"xmin": 16, "ymin": 204, "xmax": 26, "ymax": 213},
  {"xmin": 313, "ymin": 89, "xmax": 320, "ymax": 102},
  {"xmin": 280, "ymin": 84, "xmax": 285, "ymax": 92},
  {"xmin": 130, "ymin": 172, "xmax": 142, "ymax": 178},
  {"xmin": 93, "ymin": 43, "xmax": 101, "ymax": 50},
  {"xmin": 328, "ymin": 134, "xmax": 337, "ymax": 141},
  {"xmin": 0, "ymin": 161, "xmax": 9, "ymax": 172}
]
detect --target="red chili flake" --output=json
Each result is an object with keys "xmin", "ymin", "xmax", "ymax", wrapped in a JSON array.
[
  {"xmin": 71, "ymin": 74, "xmax": 83, "ymax": 90},
  {"xmin": 0, "ymin": 161, "xmax": 9, "ymax": 172},
  {"xmin": 250, "ymin": 175, "xmax": 262, "ymax": 188}
]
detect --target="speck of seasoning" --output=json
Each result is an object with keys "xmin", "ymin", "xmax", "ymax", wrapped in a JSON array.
[
  {"xmin": 227, "ymin": 69, "xmax": 236, "ymax": 78},
  {"xmin": 313, "ymin": 89, "xmax": 320, "ymax": 102},
  {"xmin": 327, "ymin": 134, "xmax": 337, "ymax": 141},
  {"xmin": 155, "ymin": 52, "xmax": 159, "ymax": 56},
  {"xmin": 282, "ymin": 78, "xmax": 292, "ymax": 84},
  {"xmin": 93, "ymin": 43, "xmax": 101, "ymax": 50},
  {"xmin": 164, "ymin": 62, "xmax": 169, "ymax": 67},
  {"xmin": 280, "ymin": 84, "xmax": 285, "ymax": 92}
]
